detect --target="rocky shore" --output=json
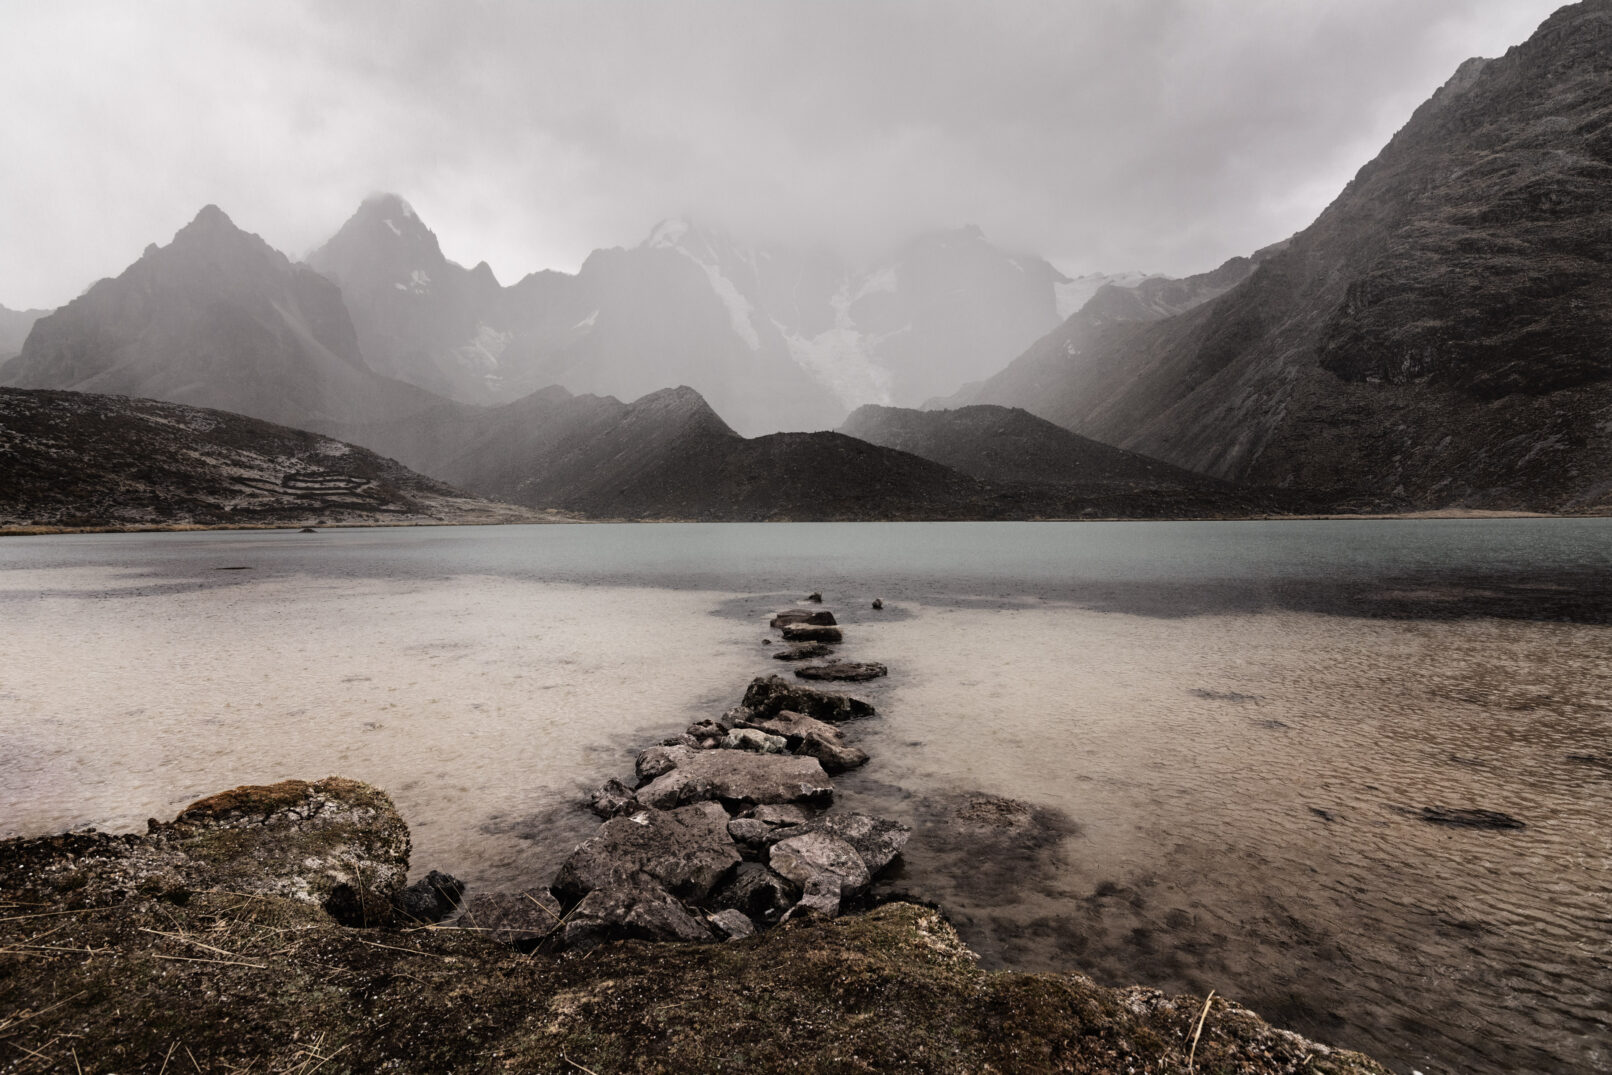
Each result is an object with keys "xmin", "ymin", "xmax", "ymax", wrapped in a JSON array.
[{"xmin": 0, "ymin": 598, "xmax": 1390, "ymax": 1073}]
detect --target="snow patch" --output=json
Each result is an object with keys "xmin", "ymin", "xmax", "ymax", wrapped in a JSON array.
[
  {"xmin": 780, "ymin": 282, "xmax": 895, "ymax": 409},
  {"xmin": 676, "ymin": 250, "xmax": 760, "ymax": 351},
  {"xmin": 453, "ymin": 323, "xmax": 513, "ymax": 374},
  {"xmin": 573, "ymin": 309, "xmax": 600, "ymax": 330},
  {"xmin": 316, "ymin": 439, "xmax": 351, "ymax": 457},
  {"xmin": 647, "ymin": 219, "xmax": 690, "ymax": 249},
  {"xmin": 385, "ymin": 219, "xmax": 402, "ymax": 237},
  {"xmin": 1054, "ymin": 271, "xmax": 1154, "ymax": 320}
]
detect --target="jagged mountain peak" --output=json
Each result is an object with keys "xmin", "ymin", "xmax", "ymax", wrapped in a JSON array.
[{"xmin": 166, "ymin": 204, "xmax": 283, "ymax": 266}]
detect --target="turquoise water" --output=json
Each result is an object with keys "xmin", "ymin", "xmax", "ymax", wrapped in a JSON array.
[{"xmin": 2, "ymin": 518, "xmax": 1609, "ymax": 1074}]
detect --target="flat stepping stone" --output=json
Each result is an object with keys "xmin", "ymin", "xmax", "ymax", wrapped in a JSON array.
[
  {"xmin": 635, "ymin": 747, "xmax": 834, "ymax": 811},
  {"xmin": 795, "ymin": 661, "xmax": 888, "ymax": 683},
  {"xmin": 781, "ymin": 624, "xmax": 842, "ymax": 643}
]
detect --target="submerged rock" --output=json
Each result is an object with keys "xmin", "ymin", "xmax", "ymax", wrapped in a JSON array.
[
  {"xmin": 741, "ymin": 674, "xmax": 875, "ymax": 723},
  {"xmin": 1409, "ymin": 806, "xmax": 1526, "ymax": 830},
  {"xmin": 772, "ymin": 642, "xmax": 833, "ymax": 661},
  {"xmin": 795, "ymin": 661, "xmax": 888, "ymax": 682},
  {"xmin": 455, "ymin": 888, "xmax": 563, "ymax": 947},
  {"xmin": 552, "ymin": 802, "xmax": 741, "ymax": 905},
  {"xmin": 635, "ymin": 750, "xmax": 835, "ymax": 811}
]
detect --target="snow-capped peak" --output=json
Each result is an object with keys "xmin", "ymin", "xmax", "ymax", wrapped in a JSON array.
[{"xmin": 646, "ymin": 219, "xmax": 691, "ymax": 249}]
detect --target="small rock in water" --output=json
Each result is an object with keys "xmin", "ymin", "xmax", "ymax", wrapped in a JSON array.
[
  {"xmin": 796, "ymin": 729, "xmax": 870, "ymax": 774},
  {"xmin": 454, "ymin": 889, "xmax": 562, "ymax": 947},
  {"xmin": 720, "ymin": 728, "xmax": 787, "ymax": 754},
  {"xmin": 589, "ymin": 777, "xmax": 638, "ymax": 819},
  {"xmin": 1412, "ymin": 806, "xmax": 1525, "ymax": 830},
  {"xmin": 773, "ymin": 642, "xmax": 832, "ymax": 662},
  {"xmin": 299, "ymin": 527, "xmax": 318, "ymax": 534},
  {"xmin": 781, "ymin": 624, "xmax": 842, "ymax": 643},
  {"xmin": 794, "ymin": 661, "xmax": 888, "ymax": 683},
  {"xmin": 805, "ymin": 591, "xmax": 823, "ymax": 603},
  {"xmin": 761, "ymin": 637, "xmax": 772, "ymax": 645},
  {"xmin": 686, "ymin": 719, "xmax": 728, "ymax": 741},
  {"xmin": 394, "ymin": 869, "xmax": 466, "ymax": 924},
  {"xmin": 871, "ymin": 598, "xmax": 883, "ymax": 610}
]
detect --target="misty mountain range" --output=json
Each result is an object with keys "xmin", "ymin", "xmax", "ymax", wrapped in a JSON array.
[{"xmin": 2, "ymin": 1, "xmax": 1609, "ymax": 522}]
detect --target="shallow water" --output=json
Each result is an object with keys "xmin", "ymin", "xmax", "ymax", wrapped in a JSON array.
[{"xmin": 1, "ymin": 520, "xmax": 1609, "ymax": 1074}]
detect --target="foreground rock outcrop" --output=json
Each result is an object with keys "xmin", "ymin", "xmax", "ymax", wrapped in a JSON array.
[{"xmin": 0, "ymin": 800, "xmax": 1388, "ymax": 1074}]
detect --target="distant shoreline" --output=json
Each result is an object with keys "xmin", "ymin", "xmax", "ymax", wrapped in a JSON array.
[{"xmin": 0, "ymin": 506, "xmax": 1587, "ymax": 536}]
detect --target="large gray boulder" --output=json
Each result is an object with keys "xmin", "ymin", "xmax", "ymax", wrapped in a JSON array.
[
  {"xmin": 557, "ymin": 879, "xmax": 714, "ymax": 950},
  {"xmin": 552, "ymin": 801, "xmax": 740, "ymax": 905},
  {"xmin": 768, "ymin": 832, "xmax": 871, "ymax": 917},
  {"xmin": 635, "ymin": 750, "xmax": 834, "ymax": 811},
  {"xmin": 768, "ymin": 813, "xmax": 911, "ymax": 875},
  {"xmin": 796, "ymin": 729, "xmax": 870, "ymax": 774},
  {"xmin": 741, "ymin": 675, "xmax": 875, "ymax": 723}
]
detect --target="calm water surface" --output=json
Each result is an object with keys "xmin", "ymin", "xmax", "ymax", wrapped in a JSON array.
[{"xmin": 2, "ymin": 520, "xmax": 1609, "ymax": 1074}]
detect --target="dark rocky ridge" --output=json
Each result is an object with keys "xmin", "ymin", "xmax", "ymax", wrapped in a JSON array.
[
  {"xmin": 0, "ymin": 387, "xmax": 543, "ymax": 529},
  {"xmin": 343, "ymin": 383, "xmax": 1301, "ymax": 521},
  {"xmin": 953, "ymin": 2, "xmax": 1612, "ymax": 513},
  {"xmin": 841, "ymin": 402, "xmax": 1227, "ymax": 489}
]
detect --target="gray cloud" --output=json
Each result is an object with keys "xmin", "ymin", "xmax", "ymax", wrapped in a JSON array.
[{"xmin": 0, "ymin": 0, "xmax": 1564, "ymax": 308}]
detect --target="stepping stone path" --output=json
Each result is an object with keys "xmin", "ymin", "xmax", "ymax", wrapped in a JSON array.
[{"xmin": 457, "ymin": 591, "xmax": 904, "ymax": 951}]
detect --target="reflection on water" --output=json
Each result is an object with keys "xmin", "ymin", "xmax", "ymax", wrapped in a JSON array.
[{"xmin": 1, "ymin": 520, "xmax": 1609, "ymax": 1075}]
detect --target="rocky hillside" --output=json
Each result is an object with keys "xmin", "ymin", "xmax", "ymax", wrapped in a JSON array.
[
  {"xmin": 1, "ymin": 205, "xmax": 440, "ymax": 434},
  {"xmin": 841, "ymin": 403, "xmax": 1225, "ymax": 489},
  {"xmin": 0, "ymin": 387, "xmax": 543, "ymax": 529},
  {"xmin": 954, "ymin": 2, "xmax": 1612, "ymax": 512}
]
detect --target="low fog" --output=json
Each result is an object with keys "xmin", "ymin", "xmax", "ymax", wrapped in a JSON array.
[{"xmin": 1, "ymin": 0, "xmax": 1563, "ymax": 308}]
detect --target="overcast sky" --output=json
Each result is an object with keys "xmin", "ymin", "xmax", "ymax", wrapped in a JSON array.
[{"xmin": 1, "ymin": 0, "xmax": 1564, "ymax": 310}]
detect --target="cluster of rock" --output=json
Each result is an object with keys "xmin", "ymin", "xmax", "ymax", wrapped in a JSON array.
[{"xmin": 448, "ymin": 597, "xmax": 905, "ymax": 951}]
